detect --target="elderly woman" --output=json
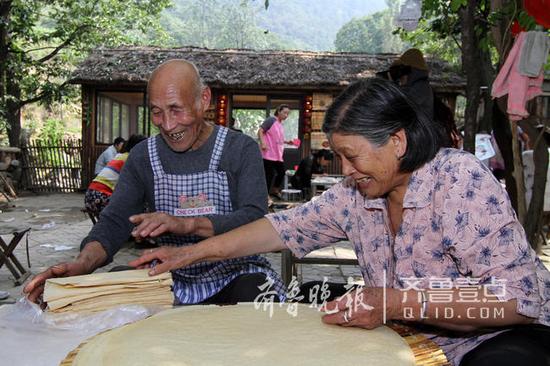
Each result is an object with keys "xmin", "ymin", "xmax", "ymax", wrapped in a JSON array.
[{"xmin": 130, "ymin": 78, "xmax": 550, "ymax": 366}]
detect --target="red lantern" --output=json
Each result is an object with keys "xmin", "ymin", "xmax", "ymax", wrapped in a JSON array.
[
  {"xmin": 216, "ymin": 94, "xmax": 228, "ymax": 126},
  {"xmin": 511, "ymin": 20, "xmax": 525, "ymax": 36},
  {"xmin": 524, "ymin": 0, "xmax": 550, "ymax": 29}
]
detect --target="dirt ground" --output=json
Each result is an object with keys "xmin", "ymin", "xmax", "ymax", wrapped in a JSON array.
[{"xmin": 0, "ymin": 191, "xmax": 87, "ymax": 235}]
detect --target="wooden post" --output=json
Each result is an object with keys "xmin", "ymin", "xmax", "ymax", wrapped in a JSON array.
[{"xmin": 511, "ymin": 120, "xmax": 527, "ymax": 224}]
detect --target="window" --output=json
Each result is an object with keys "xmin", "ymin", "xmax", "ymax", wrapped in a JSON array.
[
  {"xmin": 96, "ymin": 91, "xmax": 147, "ymax": 144},
  {"xmin": 231, "ymin": 94, "xmax": 301, "ymax": 147},
  {"xmin": 232, "ymin": 108, "xmax": 267, "ymax": 139}
]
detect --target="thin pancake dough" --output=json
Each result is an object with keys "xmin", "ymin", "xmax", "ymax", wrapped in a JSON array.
[{"xmin": 73, "ymin": 304, "xmax": 415, "ymax": 366}]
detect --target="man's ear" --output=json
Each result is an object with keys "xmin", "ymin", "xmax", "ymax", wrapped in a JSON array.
[
  {"xmin": 392, "ymin": 129, "xmax": 407, "ymax": 159},
  {"xmin": 201, "ymin": 86, "xmax": 212, "ymax": 112}
]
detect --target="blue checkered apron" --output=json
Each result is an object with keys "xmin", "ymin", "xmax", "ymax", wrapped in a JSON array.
[{"xmin": 148, "ymin": 127, "xmax": 285, "ymax": 304}]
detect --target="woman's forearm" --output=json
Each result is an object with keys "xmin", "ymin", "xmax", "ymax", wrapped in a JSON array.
[
  {"xmin": 200, "ymin": 218, "xmax": 286, "ymax": 262},
  {"xmin": 257, "ymin": 129, "xmax": 267, "ymax": 148},
  {"xmin": 391, "ymin": 288, "xmax": 533, "ymax": 332}
]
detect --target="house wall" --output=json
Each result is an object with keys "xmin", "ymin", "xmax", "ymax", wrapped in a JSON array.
[{"xmin": 81, "ymin": 84, "xmax": 459, "ymax": 187}]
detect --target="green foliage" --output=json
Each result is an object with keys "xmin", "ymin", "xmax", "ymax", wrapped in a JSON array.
[
  {"xmin": 334, "ymin": 7, "xmax": 405, "ymax": 53},
  {"xmin": 39, "ymin": 118, "xmax": 66, "ymax": 142},
  {"xmin": 397, "ymin": 19, "xmax": 461, "ymax": 68},
  {"xmin": 160, "ymin": 0, "xmax": 292, "ymax": 50},
  {"xmin": 233, "ymin": 109, "xmax": 266, "ymax": 139},
  {"xmin": 161, "ymin": 0, "xmax": 387, "ymax": 51},
  {"xmin": 0, "ymin": 0, "xmax": 171, "ymax": 145},
  {"xmin": 255, "ymin": 0, "xmax": 386, "ymax": 51},
  {"xmin": 411, "ymin": 0, "xmax": 548, "ymax": 68},
  {"xmin": 516, "ymin": 10, "xmax": 538, "ymax": 30},
  {"xmin": 450, "ymin": 0, "xmax": 467, "ymax": 12}
]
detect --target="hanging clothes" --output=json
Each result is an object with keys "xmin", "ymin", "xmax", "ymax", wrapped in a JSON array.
[
  {"xmin": 491, "ymin": 32, "xmax": 544, "ymax": 121},
  {"xmin": 519, "ymin": 31, "xmax": 550, "ymax": 77}
]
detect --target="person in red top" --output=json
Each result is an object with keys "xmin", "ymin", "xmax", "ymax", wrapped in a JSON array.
[{"xmin": 85, "ymin": 134, "xmax": 146, "ymax": 218}]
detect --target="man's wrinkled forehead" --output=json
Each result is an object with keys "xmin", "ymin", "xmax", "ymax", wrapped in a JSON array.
[{"xmin": 147, "ymin": 60, "xmax": 200, "ymax": 94}]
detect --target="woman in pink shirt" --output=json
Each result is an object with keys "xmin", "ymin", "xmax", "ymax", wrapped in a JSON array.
[
  {"xmin": 257, "ymin": 104, "xmax": 293, "ymax": 199},
  {"xmin": 132, "ymin": 78, "xmax": 550, "ymax": 366}
]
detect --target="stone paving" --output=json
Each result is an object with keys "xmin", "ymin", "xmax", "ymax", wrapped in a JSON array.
[{"xmin": 0, "ymin": 193, "xmax": 363, "ymax": 304}]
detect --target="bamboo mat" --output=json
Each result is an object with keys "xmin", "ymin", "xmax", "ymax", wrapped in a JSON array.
[
  {"xmin": 390, "ymin": 323, "xmax": 450, "ymax": 366},
  {"xmin": 61, "ymin": 322, "xmax": 449, "ymax": 366}
]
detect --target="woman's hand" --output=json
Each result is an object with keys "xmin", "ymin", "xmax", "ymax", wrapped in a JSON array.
[
  {"xmin": 128, "ymin": 246, "xmax": 198, "ymax": 276},
  {"xmin": 321, "ymin": 287, "xmax": 400, "ymax": 329},
  {"xmin": 130, "ymin": 212, "xmax": 195, "ymax": 239}
]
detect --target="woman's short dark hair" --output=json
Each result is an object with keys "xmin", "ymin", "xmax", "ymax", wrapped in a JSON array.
[
  {"xmin": 313, "ymin": 149, "xmax": 333, "ymax": 161},
  {"xmin": 121, "ymin": 134, "xmax": 147, "ymax": 153},
  {"xmin": 322, "ymin": 78, "xmax": 444, "ymax": 172},
  {"xmin": 274, "ymin": 104, "xmax": 290, "ymax": 116}
]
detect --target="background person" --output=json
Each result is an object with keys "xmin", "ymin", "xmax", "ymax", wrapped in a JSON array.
[
  {"xmin": 130, "ymin": 78, "xmax": 550, "ymax": 366},
  {"xmin": 290, "ymin": 149, "xmax": 333, "ymax": 198},
  {"xmin": 94, "ymin": 136, "xmax": 125, "ymax": 175},
  {"xmin": 228, "ymin": 116, "xmax": 243, "ymax": 133},
  {"xmin": 258, "ymin": 104, "xmax": 294, "ymax": 199},
  {"xmin": 24, "ymin": 59, "xmax": 284, "ymax": 306},
  {"xmin": 387, "ymin": 48, "xmax": 434, "ymax": 121},
  {"xmin": 85, "ymin": 134, "xmax": 147, "ymax": 218}
]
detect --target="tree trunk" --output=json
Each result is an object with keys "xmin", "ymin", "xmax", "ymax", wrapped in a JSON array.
[
  {"xmin": 511, "ymin": 120, "xmax": 527, "ymax": 222},
  {"xmin": 488, "ymin": 0, "xmax": 546, "ymax": 244},
  {"xmin": 477, "ymin": 50, "xmax": 494, "ymax": 133},
  {"xmin": 0, "ymin": 1, "xmax": 11, "ymax": 134},
  {"xmin": 6, "ymin": 59, "xmax": 21, "ymax": 147},
  {"xmin": 492, "ymin": 102, "xmax": 519, "ymax": 212},
  {"xmin": 459, "ymin": 0, "xmax": 481, "ymax": 153},
  {"xmin": 1, "ymin": 2, "xmax": 22, "ymax": 147},
  {"xmin": 520, "ymin": 105, "xmax": 548, "ymax": 252}
]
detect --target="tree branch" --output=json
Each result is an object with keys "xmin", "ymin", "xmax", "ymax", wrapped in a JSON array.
[
  {"xmin": 17, "ymin": 81, "xmax": 68, "ymax": 108},
  {"xmin": 23, "ymin": 46, "xmax": 65, "ymax": 54},
  {"xmin": 36, "ymin": 24, "xmax": 91, "ymax": 64},
  {"xmin": 17, "ymin": 91, "xmax": 47, "ymax": 108}
]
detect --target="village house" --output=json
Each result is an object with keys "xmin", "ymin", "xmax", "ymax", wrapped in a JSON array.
[{"xmin": 70, "ymin": 46, "xmax": 465, "ymax": 186}]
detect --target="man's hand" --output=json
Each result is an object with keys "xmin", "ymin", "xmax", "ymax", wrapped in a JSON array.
[
  {"xmin": 23, "ymin": 262, "xmax": 90, "ymax": 306},
  {"xmin": 24, "ymin": 241, "xmax": 106, "ymax": 306},
  {"xmin": 130, "ymin": 212, "xmax": 196, "ymax": 239},
  {"xmin": 128, "ymin": 246, "xmax": 197, "ymax": 276}
]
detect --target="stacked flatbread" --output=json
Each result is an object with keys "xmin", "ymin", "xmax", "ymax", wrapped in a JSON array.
[{"xmin": 44, "ymin": 269, "xmax": 173, "ymax": 313}]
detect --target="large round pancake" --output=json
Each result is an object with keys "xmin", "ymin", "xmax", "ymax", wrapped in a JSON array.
[{"xmin": 72, "ymin": 303, "xmax": 415, "ymax": 366}]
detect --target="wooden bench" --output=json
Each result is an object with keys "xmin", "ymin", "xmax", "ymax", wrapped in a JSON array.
[
  {"xmin": 269, "ymin": 201, "xmax": 360, "ymax": 287},
  {"xmin": 281, "ymin": 243, "xmax": 359, "ymax": 287}
]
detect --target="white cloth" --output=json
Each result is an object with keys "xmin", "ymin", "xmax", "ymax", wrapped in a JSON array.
[
  {"xmin": 519, "ymin": 31, "xmax": 550, "ymax": 77},
  {"xmin": 94, "ymin": 145, "xmax": 117, "ymax": 175}
]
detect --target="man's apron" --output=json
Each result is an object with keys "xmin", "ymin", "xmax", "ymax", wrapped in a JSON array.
[{"xmin": 148, "ymin": 127, "xmax": 284, "ymax": 304}]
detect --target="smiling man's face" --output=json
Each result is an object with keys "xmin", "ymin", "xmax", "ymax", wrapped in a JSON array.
[{"xmin": 148, "ymin": 61, "xmax": 211, "ymax": 152}]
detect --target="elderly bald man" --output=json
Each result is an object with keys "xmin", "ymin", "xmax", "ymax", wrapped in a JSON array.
[{"xmin": 25, "ymin": 60, "xmax": 285, "ymax": 305}]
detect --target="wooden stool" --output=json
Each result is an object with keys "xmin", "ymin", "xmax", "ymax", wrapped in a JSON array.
[
  {"xmin": 0, "ymin": 228, "xmax": 31, "ymax": 285},
  {"xmin": 81, "ymin": 207, "xmax": 99, "ymax": 225}
]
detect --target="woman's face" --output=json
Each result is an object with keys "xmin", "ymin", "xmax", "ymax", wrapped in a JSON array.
[
  {"xmin": 277, "ymin": 108, "xmax": 290, "ymax": 121},
  {"xmin": 329, "ymin": 131, "xmax": 408, "ymax": 198}
]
